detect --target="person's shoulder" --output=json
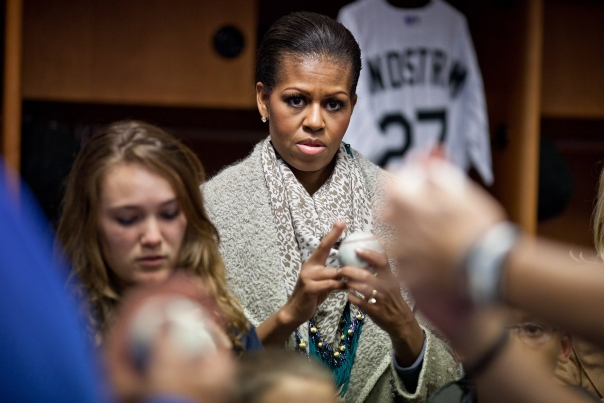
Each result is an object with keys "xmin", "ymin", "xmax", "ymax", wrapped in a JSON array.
[
  {"xmin": 206, "ymin": 143, "xmax": 262, "ymax": 182},
  {"xmin": 203, "ymin": 141, "xmax": 264, "ymax": 193},
  {"xmin": 350, "ymin": 147, "xmax": 391, "ymax": 180},
  {"xmin": 240, "ymin": 322, "xmax": 264, "ymax": 353},
  {"xmin": 202, "ymin": 140, "xmax": 269, "ymax": 220},
  {"xmin": 348, "ymin": 146, "xmax": 397, "ymax": 207}
]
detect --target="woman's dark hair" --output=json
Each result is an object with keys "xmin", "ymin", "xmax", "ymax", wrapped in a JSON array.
[{"xmin": 256, "ymin": 11, "xmax": 362, "ymax": 96}]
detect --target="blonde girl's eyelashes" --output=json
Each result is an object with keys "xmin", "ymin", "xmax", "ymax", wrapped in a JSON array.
[
  {"xmin": 115, "ymin": 215, "xmax": 139, "ymax": 226},
  {"xmin": 160, "ymin": 208, "xmax": 181, "ymax": 220}
]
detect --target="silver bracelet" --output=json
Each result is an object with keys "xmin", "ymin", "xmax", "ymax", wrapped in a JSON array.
[{"xmin": 462, "ymin": 221, "xmax": 520, "ymax": 306}]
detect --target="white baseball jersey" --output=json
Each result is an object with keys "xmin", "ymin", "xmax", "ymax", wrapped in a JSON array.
[{"xmin": 338, "ymin": 0, "xmax": 493, "ymax": 184}]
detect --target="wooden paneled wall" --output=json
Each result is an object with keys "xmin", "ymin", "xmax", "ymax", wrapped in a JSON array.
[
  {"xmin": 541, "ymin": 1, "xmax": 604, "ymax": 119},
  {"xmin": 22, "ymin": 0, "xmax": 257, "ymax": 108}
]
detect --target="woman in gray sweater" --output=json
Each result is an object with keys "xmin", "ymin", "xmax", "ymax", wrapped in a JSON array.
[{"xmin": 204, "ymin": 11, "xmax": 458, "ymax": 402}]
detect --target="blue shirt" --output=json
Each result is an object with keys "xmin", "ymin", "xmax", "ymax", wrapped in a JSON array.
[{"xmin": 0, "ymin": 166, "xmax": 105, "ymax": 403}]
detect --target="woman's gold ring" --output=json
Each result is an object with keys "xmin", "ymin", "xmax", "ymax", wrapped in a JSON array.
[{"xmin": 368, "ymin": 290, "xmax": 377, "ymax": 304}]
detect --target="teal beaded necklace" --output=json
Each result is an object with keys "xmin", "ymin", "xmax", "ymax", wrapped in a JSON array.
[{"xmin": 295, "ymin": 302, "xmax": 365, "ymax": 396}]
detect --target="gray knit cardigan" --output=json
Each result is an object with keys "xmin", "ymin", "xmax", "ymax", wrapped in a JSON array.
[{"xmin": 203, "ymin": 139, "xmax": 459, "ymax": 402}]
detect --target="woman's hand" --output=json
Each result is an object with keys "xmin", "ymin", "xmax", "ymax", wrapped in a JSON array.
[
  {"xmin": 257, "ymin": 221, "xmax": 348, "ymax": 346},
  {"xmin": 279, "ymin": 221, "xmax": 348, "ymax": 327},
  {"xmin": 340, "ymin": 248, "xmax": 425, "ymax": 367}
]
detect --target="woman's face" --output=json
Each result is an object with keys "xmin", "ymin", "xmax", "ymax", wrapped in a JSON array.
[
  {"xmin": 97, "ymin": 163, "xmax": 187, "ymax": 289},
  {"xmin": 509, "ymin": 311, "xmax": 570, "ymax": 372},
  {"xmin": 257, "ymin": 56, "xmax": 356, "ymax": 179}
]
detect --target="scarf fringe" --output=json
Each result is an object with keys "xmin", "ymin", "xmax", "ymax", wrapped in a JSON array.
[{"xmin": 309, "ymin": 303, "xmax": 364, "ymax": 397}]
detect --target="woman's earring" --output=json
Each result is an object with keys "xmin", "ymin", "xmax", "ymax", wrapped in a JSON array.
[{"xmin": 261, "ymin": 116, "xmax": 267, "ymax": 123}]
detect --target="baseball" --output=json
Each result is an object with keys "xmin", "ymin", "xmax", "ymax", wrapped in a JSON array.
[
  {"xmin": 129, "ymin": 295, "xmax": 217, "ymax": 371},
  {"xmin": 338, "ymin": 231, "xmax": 384, "ymax": 269}
]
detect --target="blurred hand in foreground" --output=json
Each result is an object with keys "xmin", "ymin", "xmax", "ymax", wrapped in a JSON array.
[
  {"xmin": 383, "ymin": 155, "xmax": 600, "ymax": 403},
  {"xmin": 383, "ymin": 156, "xmax": 506, "ymax": 342},
  {"xmin": 384, "ymin": 156, "xmax": 505, "ymax": 296},
  {"xmin": 105, "ymin": 274, "xmax": 236, "ymax": 403}
]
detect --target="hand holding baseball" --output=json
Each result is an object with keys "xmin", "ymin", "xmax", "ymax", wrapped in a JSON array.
[{"xmin": 340, "ymin": 247, "xmax": 424, "ymax": 367}]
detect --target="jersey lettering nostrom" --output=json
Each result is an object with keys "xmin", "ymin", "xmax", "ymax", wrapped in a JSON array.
[{"xmin": 339, "ymin": 0, "xmax": 493, "ymax": 184}]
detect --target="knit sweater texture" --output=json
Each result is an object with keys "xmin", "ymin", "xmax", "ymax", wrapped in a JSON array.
[{"xmin": 203, "ymin": 139, "xmax": 459, "ymax": 402}]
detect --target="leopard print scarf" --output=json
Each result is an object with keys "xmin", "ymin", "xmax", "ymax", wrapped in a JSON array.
[{"xmin": 261, "ymin": 138, "xmax": 372, "ymax": 346}]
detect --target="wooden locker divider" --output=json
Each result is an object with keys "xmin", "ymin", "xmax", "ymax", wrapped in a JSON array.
[
  {"xmin": 474, "ymin": 0, "xmax": 543, "ymax": 234},
  {"xmin": 2, "ymin": 0, "xmax": 23, "ymax": 177}
]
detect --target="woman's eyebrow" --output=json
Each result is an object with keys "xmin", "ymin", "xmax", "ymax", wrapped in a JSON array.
[
  {"xmin": 159, "ymin": 198, "xmax": 179, "ymax": 206},
  {"xmin": 107, "ymin": 198, "xmax": 178, "ymax": 210},
  {"xmin": 282, "ymin": 86, "xmax": 309, "ymax": 94}
]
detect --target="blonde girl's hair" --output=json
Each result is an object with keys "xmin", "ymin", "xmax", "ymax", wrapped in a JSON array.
[
  {"xmin": 56, "ymin": 120, "xmax": 249, "ymax": 349},
  {"xmin": 593, "ymin": 165, "xmax": 604, "ymax": 260}
]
